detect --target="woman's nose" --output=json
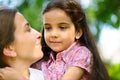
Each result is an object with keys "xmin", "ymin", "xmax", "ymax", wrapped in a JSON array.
[
  {"xmin": 37, "ymin": 31, "xmax": 42, "ymax": 39},
  {"xmin": 32, "ymin": 28, "xmax": 42, "ymax": 39}
]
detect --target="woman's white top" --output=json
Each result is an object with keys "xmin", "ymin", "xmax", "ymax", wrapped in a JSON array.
[{"xmin": 29, "ymin": 68, "xmax": 44, "ymax": 80}]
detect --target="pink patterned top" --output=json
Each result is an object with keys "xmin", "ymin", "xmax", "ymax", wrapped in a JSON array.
[{"xmin": 41, "ymin": 42, "xmax": 93, "ymax": 80}]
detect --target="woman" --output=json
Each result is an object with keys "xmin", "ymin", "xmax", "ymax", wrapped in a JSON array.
[{"xmin": 0, "ymin": 6, "xmax": 44, "ymax": 80}]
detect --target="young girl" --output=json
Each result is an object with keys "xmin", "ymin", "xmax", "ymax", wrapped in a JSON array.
[{"xmin": 35, "ymin": 0, "xmax": 110, "ymax": 80}]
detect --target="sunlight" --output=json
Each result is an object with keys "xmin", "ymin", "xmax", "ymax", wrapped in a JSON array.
[
  {"xmin": 80, "ymin": 0, "xmax": 91, "ymax": 8},
  {"xmin": 98, "ymin": 25, "xmax": 120, "ymax": 64}
]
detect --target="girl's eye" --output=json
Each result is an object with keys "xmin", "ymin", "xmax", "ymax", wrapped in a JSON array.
[
  {"xmin": 59, "ymin": 26, "xmax": 67, "ymax": 30},
  {"xmin": 44, "ymin": 26, "xmax": 52, "ymax": 31}
]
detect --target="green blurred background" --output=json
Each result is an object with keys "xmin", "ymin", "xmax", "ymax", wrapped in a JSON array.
[{"xmin": 0, "ymin": 0, "xmax": 120, "ymax": 80}]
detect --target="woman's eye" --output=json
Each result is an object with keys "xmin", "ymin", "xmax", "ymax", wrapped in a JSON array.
[
  {"xmin": 26, "ymin": 23, "xmax": 31, "ymax": 32},
  {"xmin": 26, "ymin": 27, "xmax": 31, "ymax": 32}
]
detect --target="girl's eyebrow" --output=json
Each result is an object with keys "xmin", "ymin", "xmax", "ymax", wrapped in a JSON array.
[
  {"xmin": 44, "ymin": 23, "xmax": 49, "ymax": 25},
  {"xmin": 59, "ymin": 22, "xmax": 69, "ymax": 24}
]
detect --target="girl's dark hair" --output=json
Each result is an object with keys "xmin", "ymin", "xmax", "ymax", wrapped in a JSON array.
[
  {"xmin": 0, "ymin": 6, "xmax": 17, "ymax": 68},
  {"xmin": 35, "ymin": 0, "xmax": 110, "ymax": 80}
]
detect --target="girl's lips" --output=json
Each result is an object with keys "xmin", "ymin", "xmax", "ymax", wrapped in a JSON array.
[
  {"xmin": 50, "ymin": 41, "xmax": 61, "ymax": 43},
  {"xmin": 49, "ymin": 41, "xmax": 61, "ymax": 46}
]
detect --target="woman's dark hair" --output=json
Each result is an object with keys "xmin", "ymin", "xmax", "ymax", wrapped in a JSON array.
[
  {"xmin": 0, "ymin": 6, "xmax": 17, "ymax": 68},
  {"xmin": 35, "ymin": 0, "xmax": 110, "ymax": 80}
]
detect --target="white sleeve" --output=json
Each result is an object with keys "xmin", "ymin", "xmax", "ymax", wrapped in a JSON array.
[{"xmin": 29, "ymin": 68, "xmax": 44, "ymax": 80}]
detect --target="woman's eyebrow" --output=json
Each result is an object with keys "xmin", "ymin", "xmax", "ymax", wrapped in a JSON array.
[{"xmin": 24, "ymin": 22, "xmax": 29, "ymax": 27}]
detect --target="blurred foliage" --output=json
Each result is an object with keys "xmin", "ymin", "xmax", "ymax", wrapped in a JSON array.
[
  {"xmin": 0, "ymin": 0, "xmax": 44, "ymax": 31},
  {"xmin": 16, "ymin": 0, "xmax": 45, "ymax": 31},
  {"xmin": 1, "ymin": 0, "xmax": 120, "ymax": 38},
  {"xmin": 86, "ymin": 0, "xmax": 120, "ymax": 39},
  {"xmin": 107, "ymin": 64, "xmax": 120, "ymax": 80}
]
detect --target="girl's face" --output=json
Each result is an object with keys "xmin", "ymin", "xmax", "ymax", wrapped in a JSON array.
[
  {"xmin": 13, "ymin": 12, "xmax": 43, "ymax": 62},
  {"xmin": 43, "ymin": 9, "xmax": 80, "ymax": 52}
]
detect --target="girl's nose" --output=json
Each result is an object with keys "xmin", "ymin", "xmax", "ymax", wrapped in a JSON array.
[{"xmin": 51, "ymin": 30, "xmax": 58, "ymax": 38}]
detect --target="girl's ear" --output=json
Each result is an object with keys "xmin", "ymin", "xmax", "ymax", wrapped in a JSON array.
[
  {"xmin": 75, "ymin": 28, "xmax": 83, "ymax": 39},
  {"xmin": 3, "ymin": 45, "xmax": 16, "ymax": 57}
]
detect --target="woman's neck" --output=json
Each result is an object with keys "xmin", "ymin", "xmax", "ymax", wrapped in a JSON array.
[
  {"xmin": 9, "ymin": 59, "xmax": 31, "ymax": 79},
  {"xmin": 13, "ymin": 64, "xmax": 30, "ymax": 79}
]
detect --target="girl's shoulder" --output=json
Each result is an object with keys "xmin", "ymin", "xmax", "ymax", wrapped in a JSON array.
[
  {"xmin": 65, "ymin": 42, "xmax": 92, "ymax": 58},
  {"xmin": 65, "ymin": 45, "xmax": 93, "ymax": 73}
]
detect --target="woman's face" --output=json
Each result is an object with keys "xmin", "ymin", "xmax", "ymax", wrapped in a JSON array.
[{"xmin": 13, "ymin": 12, "xmax": 43, "ymax": 62}]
